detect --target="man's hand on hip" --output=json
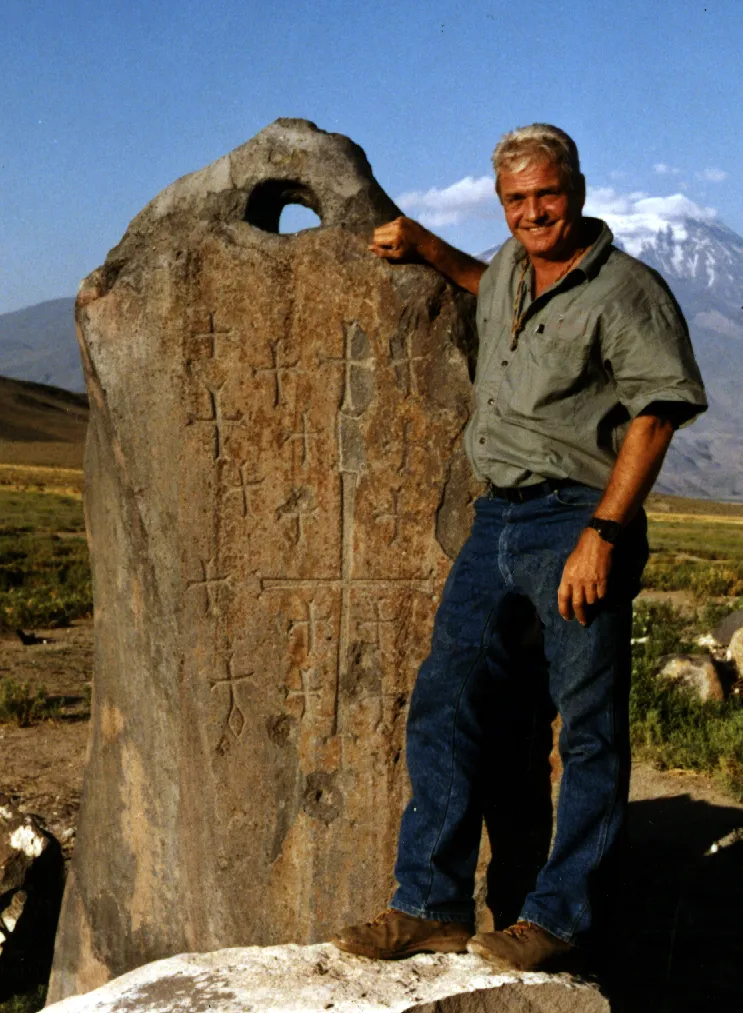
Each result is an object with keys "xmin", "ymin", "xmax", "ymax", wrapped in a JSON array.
[{"xmin": 558, "ymin": 528, "xmax": 614, "ymax": 626}]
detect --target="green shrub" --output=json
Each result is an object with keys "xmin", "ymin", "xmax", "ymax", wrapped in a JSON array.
[{"xmin": 0, "ymin": 678, "xmax": 58, "ymax": 727}]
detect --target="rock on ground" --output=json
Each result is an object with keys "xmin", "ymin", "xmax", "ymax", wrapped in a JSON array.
[
  {"xmin": 658, "ymin": 653, "xmax": 725, "ymax": 702},
  {"xmin": 44, "ymin": 944, "xmax": 607, "ymax": 1013}
]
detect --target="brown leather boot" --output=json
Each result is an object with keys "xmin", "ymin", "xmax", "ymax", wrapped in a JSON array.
[
  {"xmin": 467, "ymin": 921, "xmax": 575, "ymax": 971},
  {"xmin": 331, "ymin": 908, "xmax": 472, "ymax": 959}
]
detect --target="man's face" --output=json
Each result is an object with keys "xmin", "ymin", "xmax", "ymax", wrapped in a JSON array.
[{"xmin": 498, "ymin": 158, "xmax": 585, "ymax": 261}]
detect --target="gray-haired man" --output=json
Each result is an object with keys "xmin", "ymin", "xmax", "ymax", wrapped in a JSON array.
[{"xmin": 331, "ymin": 124, "xmax": 706, "ymax": 971}]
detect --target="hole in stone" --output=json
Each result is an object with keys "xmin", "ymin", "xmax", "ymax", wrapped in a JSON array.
[
  {"xmin": 279, "ymin": 204, "xmax": 322, "ymax": 234},
  {"xmin": 244, "ymin": 179, "xmax": 322, "ymax": 234}
]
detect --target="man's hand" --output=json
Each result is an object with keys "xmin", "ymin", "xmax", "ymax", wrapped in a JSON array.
[
  {"xmin": 557, "ymin": 527, "xmax": 613, "ymax": 626},
  {"xmin": 368, "ymin": 215, "xmax": 486, "ymax": 295},
  {"xmin": 368, "ymin": 216, "xmax": 429, "ymax": 262}
]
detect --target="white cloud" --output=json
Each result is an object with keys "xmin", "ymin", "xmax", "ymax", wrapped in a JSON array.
[
  {"xmin": 699, "ymin": 168, "xmax": 728, "ymax": 183},
  {"xmin": 396, "ymin": 172, "xmax": 720, "ymax": 257},
  {"xmin": 396, "ymin": 175, "xmax": 498, "ymax": 227},
  {"xmin": 584, "ymin": 187, "xmax": 717, "ymax": 255},
  {"xmin": 653, "ymin": 163, "xmax": 680, "ymax": 175}
]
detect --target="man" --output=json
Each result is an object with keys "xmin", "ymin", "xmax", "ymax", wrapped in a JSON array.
[{"xmin": 331, "ymin": 124, "xmax": 706, "ymax": 971}]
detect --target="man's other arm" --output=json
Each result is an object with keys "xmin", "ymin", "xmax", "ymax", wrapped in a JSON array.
[
  {"xmin": 557, "ymin": 413, "xmax": 675, "ymax": 625},
  {"xmin": 369, "ymin": 216, "xmax": 486, "ymax": 296}
]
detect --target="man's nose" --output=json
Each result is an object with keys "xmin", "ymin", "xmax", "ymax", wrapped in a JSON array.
[{"xmin": 523, "ymin": 196, "xmax": 547, "ymax": 222}]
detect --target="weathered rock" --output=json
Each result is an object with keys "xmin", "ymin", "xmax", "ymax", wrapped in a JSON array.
[
  {"xmin": 658, "ymin": 654, "xmax": 725, "ymax": 703},
  {"xmin": 0, "ymin": 795, "xmax": 63, "ymax": 997},
  {"xmin": 45, "ymin": 945, "xmax": 608, "ymax": 1013},
  {"xmin": 728, "ymin": 627, "xmax": 743, "ymax": 677},
  {"xmin": 713, "ymin": 610, "xmax": 743, "ymax": 648},
  {"xmin": 49, "ymin": 119, "xmax": 478, "ymax": 1001}
]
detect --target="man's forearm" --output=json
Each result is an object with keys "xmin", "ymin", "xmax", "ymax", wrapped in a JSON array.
[
  {"xmin": 593, "ymin": 413, "xmax": 676, "ymax": 526},
  {"xmin": 557, "ymin": 413, "xmax": 675, "ymax": 623},
  {"xmin": 412, "ymin": 231, "xmax": 487, "ymax": 295}
]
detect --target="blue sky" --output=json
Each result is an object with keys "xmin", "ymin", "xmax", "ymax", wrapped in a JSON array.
[{"xmin": 1, "ymin": 0, "xmax": 741, "ymax": 314}]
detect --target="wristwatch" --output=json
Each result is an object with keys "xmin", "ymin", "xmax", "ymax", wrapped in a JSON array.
[{"xmin": 587, "ymin": 516, "xmax": 623, "ymax": 544}]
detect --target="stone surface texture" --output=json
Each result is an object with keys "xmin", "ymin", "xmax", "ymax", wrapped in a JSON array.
[
  {"xmin": 48, "ymin": 120, "xmax": 478, "ymax": 1002},
  {"xmin": 728, "ymin": 627, "xmax": 743, "ymax": 675},
  {"xmin": 45, "ymin": 944, "xmax": 608, "ymax": 1013},
  {"xmin": 712, "ymin": 609, "xmax": 743, "ymax": 648},
  {"xmin": 659, "ymin": 653, "xmax": 725, "ymax": 703}
]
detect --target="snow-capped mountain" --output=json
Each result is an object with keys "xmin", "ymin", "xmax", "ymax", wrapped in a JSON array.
[{"xmin": 479, "ymin": 214, "xmax": 743, "ymax": 501}]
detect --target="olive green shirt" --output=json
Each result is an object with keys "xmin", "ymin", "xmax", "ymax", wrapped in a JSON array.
[{"xmin": 464, "ymin": 218, "xmax": 707, "ymax": 489}]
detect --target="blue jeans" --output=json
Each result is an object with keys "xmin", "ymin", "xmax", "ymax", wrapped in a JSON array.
[{"xmin": 391, "ymin": 485, "xmax": 648, "ymax": 944}]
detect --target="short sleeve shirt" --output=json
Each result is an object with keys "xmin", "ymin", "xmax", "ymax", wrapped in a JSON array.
[{"xmin": 463, "ymin": 218, "xmax": 707, "ymax": 489}]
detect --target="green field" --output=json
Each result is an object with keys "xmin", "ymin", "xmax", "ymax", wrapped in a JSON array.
[{"xmin": 0, "ymin": 475, "xmax": 91, "ymax": 631}]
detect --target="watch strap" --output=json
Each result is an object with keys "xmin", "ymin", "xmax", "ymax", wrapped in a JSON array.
[{"xmin": 587, "ymin": 516, "xmax": 623, "ymax": 544}]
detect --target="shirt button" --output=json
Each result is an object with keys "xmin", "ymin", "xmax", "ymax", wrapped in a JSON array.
[
  {"xmin": 479, "ymin": 437, "xmax": 486, "ymax": 445},
  {"xmin": 487, "ymin": 397, "xmax": 494, "ymax": 406},
  {"xmin": 501, "ymin": 360, "xmax": 509, "ymax": 367}
]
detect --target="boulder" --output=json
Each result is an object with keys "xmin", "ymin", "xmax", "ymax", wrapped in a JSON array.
[
  {"xmin": 712, "ymin": 610, "xmax": 743, "ymax": 648},
  {"xmin": 658, "ymin": 654, "xmax": 725, "ymax": 703},
  {"xmin": 45, "ymin": 944, "xmax": 608, "ymax": 1013},
  {"xmin": 48, "ymin": 119, "xmax": 478, "ymax": 1001},
  {"xmin": 728, "ymin": 628, "xmax": 743, "ymax": 677},
  {"xmin": 0, "ymin": 795, "xmax": 63, "ymax": 998}
]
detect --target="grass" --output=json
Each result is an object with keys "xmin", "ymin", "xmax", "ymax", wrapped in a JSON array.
[
  {"xmin": 0, "ymin": 986, "xmax": 47, "ymax": 1013},
  {"xmin": 630, "ymin": 599, "xmax": 743, "ymax": 800},
  {"xmin": 643, "ymin": 506, "xmax": 743, "ymax": 599},
  {"xmin": 0, "ymin": 485, "xmax": 91, "ymax": 631}
]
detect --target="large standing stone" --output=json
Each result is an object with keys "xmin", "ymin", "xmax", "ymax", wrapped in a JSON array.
[{"xmin": 48, "ymin": 120, "xmax": 477, "ymax": 1001}]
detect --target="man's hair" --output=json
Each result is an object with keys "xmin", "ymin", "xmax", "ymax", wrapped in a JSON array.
[{"xmin": 492, "ymin": 124, "xmax": 582, "ymax": 196}]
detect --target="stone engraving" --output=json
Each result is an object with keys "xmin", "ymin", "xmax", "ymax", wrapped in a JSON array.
[
  {"xmin": 186, "ymin": 378, "xmax": 243, "ymax": 460},
  {"xmin": 254, "ymin": 338, "xmax": 301, "ymax": 408},
  {"xmin": 187, "ymin": 557, "xmax": 232, "ymax": 617},
  {"xmin": 287, "ymin": 599, "xmax": 332, "ymax": 656},
  {"xmin": 187, "ymin": 312, "xmax": 233, "ymax": 360},
  {"xmin": 285, "ymin": 666, "xmax": 322, "ymax": 719},
  {"xmin": 398, "ymin": 420, "xmax": 428, "ymax": 475},
  {"xmin": 389, "ymin": 327, "xmax": 429, "ymax": 396},
  {"xmin": 282, "ymin": 410, "xmax": 322, "ymax": 469},
  {"xmin": 225, "ymin": 464, "xmax": 265, "ymax": 519},
  {"xmin": 275, "ymin": 487, "xmax": 319, "ymax": 546},
  {"xmin": 209, "ymin": 655, "xmax": 254, "ymax": 743},
  {"xmin": 373, "ymin": 486, "xmax": 417, "ymax": 546}
]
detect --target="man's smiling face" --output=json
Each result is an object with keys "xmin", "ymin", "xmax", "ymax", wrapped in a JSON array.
[{"xmin": 497, "ymin": 158, "xmax": 585, "ymax": 262}]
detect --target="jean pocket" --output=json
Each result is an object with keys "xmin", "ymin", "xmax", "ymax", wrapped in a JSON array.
[{"xmin": 552, "ymin": 484, "xmax": 603, "ymax": 509}]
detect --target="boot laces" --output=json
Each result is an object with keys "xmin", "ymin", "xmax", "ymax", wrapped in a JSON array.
[{"xmin": 503, "ymin": 921, "xmax": 538, "ymax": 940}]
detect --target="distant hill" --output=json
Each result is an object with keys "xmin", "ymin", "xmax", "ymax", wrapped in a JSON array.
[
  {"xmin": 0, "ymin": 375, "xmax": 88, "ymax": 469},
  {"xmin": 0, "ymin": 297, "xmax": 82, "ymax": 392}
]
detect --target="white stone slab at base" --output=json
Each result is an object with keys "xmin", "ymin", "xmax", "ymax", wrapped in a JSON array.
[{"xmin": 45, "ymin": 943, "xmax": 608, "ymax": 1013}]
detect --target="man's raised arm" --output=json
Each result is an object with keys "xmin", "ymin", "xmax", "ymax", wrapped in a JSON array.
[{"xmin": 369, "ymin": 216, "xmax": 487, "ymax": 296}]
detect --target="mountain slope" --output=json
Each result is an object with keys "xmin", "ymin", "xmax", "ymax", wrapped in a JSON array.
[
  {"xmin": 0, "ymin": 375, "xmax": 88, "ymax": 468},
  {"xmin": 0, "ymin": 298, "xmax": 82, "ymax": 392}
]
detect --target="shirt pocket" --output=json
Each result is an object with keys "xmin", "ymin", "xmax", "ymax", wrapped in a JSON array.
[{"xmin": 508, "ymin": 308, "xmax": 595, "ymax": 421}]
